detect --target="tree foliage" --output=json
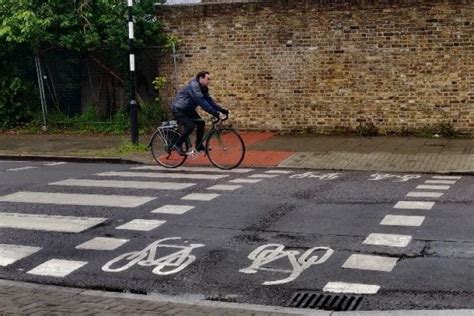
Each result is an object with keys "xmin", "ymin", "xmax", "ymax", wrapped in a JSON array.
[{"xmin": 0, "ymin": 0, "xmax": 166, "ymax": 129}]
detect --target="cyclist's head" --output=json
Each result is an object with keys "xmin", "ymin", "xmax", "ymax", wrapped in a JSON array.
[{"xmin": 196, "ymin": 71, "xmax": 211, "ymax": 87}]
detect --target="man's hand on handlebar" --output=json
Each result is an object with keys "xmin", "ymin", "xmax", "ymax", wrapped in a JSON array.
[{"xmin": 219, "ymin": 112, "xmax": 227, "ymax": 120}]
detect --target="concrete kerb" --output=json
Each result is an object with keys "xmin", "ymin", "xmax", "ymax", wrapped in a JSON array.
[{"xmin": 0, "ymin": 279, "xmax": 472, "ymax": 316}]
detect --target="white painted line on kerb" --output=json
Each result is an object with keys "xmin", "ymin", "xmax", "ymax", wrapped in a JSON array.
[
  {"xmin": 248, "ymin": 174, "xmax": 279, "ymax": 178},
  {"xmin": 181, "ymin": 193, "xmax": 220, "ymax": 201},
  {"xmin": 0, "ymin": 213, "xmax": 107, "ymax": 233},
  {"xmin": 416, "ymin": 185, "xmax": 450, "ymax": 190},
  {"xmin": 206, "ymin": 184, "xmax": 242, "ymax": 191},
  {"xmin": 50, "ymin": 179, "xmax": 195, "ymax": 190},
  {"xmin": 393, "ymin": 201, "xmax": 435, "ymax": 210},
  {"xmin": 7, "ymin": 166, "xmax": 37, "ymax": 172},
  {"xmin": 0, "ymin": 244, "xmax": 42, "ymax": 267},
  {"xmin": 323, "ymin": 282, "xmax": 380, "ymax": 294},
  {"xmin": 264, "ymin": 170, "xmax": 292, "ymax": 174},
  {"xmin": 425, "ymin": 180, "xmax": 457, "ymax": 184},
  {"xmin": 0, "ymin": 191, "xmax": 155, "ymax": 208},
  {"xmin": 432, "ymin": 176, "xmax": 462, "ymax": 180},
  {"xmin": 27, "ymin": 259, "xmax": 87, "ymax": 277},
  {"xmin": 151, "ymin": 205, "xmax": 195, "ymax": 214},
  {"xmin": 342, "ymin": 254, "xmax": 398, "ymax": 272},
  {"xmin": 76, "ymin": 237, "xmax": 129, "ymax": 251},
  {"xmin": 406, "ymin": 191, "xmax": 444, "ymax": 198},
  {"xmin": 229, "ymin": 178, "xmax": 262, "ymax": 184},
  {"xmin": 131, "ymin": 166, "xmax": 253, "ymax": 173},
  {"xmin": 380, "ymin": 215, "xmax": 425, "ymax": 227},
  {"xmin": 116, "ymin": 219, "xmax": 166, "ymax": 231},
  {"xmin": 363, "ymin": 233, "xmax": 412, "ymax": 247},
  {"xmin": 97, "ymin": 171, "xmax": 228, "ymax": 180}
]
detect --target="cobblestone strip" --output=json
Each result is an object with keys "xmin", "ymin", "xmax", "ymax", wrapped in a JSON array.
[{"xmin": 0, "ymin": 280, "xmax": 323, "ymax": 315}]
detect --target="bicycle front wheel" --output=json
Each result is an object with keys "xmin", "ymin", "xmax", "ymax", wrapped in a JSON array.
[
  {"xmin": 206, "ymin": 128, "xmax": 245, "ymax": 169},
  {"xmin": 150, "ymin": 129, "xmax": 189, "ymax": 168}
]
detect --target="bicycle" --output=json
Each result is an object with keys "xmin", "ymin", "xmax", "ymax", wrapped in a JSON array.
[{"xmin": 148, "ymin": 114, "xmax": 245, "ymax": 170}]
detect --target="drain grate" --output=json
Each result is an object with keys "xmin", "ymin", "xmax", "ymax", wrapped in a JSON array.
[{"xmin": 287, "ymin": 290, "xmax": 363, "ymax": 311}]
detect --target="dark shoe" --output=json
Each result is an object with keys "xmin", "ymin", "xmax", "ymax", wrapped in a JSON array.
[
  {"xmin": 195, "ymin": 145, "xmax": 205, "ymax": 152},
  {"xmin": 172, "ymin": 145, "xmax": 187, "ymax": 156}
]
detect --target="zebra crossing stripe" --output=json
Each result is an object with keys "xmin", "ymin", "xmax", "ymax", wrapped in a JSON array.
[
  {"xmin": 363, "ymin": 233, "xmax": 412, "ymax": 247},
  {"xmin": 50, "ymin": 179, "xmax": 195, "ymax": 190},
  {"xmin": 416, "ymin": 185, "xmax": 450, "ymax": 190},
  {"xmin": 206, "ymin": 184, "xmax": 242, "ymax": 191},
  {"xmin": 0, "ymin": 244, "xmax": 42, "ymax": 267},
  {"xmin": 424, "ymin": 180, "xmax": 457, "ymax": 184},
  {"xmin": 7, "ymin": 166, "xmax": 37, "ymax": 171},
  {"xmin": 131, "ymin": 166, "xmax": 253, "ymax": 173},
  {"xmin": 116, "ymin": 219, "xmax": 166, "ymax": 231},
  {"xmin": 406, "ymin": 191, "xmax": 444, "ymax": 198},
  {"xmin": 323, "ymin": 282, "xmax": 380, "ymax": 294},
  {"xmin": 0, "ymin": 191, "xmax": 154, "ymax": 208},
  {"xmin": 229, "ymin": 178, "xmax": 262, "ymax": 183},
  {"xmin": 380, "ymin": 215, "xmax": 425, "ymax": 227},
  {"xmin": 0, "ymin": 213, "xmax": 107, "ymax": 233},
  {"xmin": 151, "ymin": 205, "xmax": 194, "ymax": 214},
  {"xmin": 342, "ymin": 254, "xmax": 398, "ymax": 272},
  {"xmin": 264, "ymin": 170, "xmax": 292, "ymax": 174},
  {"xmin": 27, "ymin": 259, "xmax": 87, "ymax": 277},
  {"xmin": 393, "ymin": 201, "xmax": 435, "ymax": 210},
  {"xmin": 432, "ymin": 176, "xmax": 462, "ymax": 180},
  {"xmin": 76, "ymin": 237, "xmax": 129, "ymax": 251},
  {"xmin": 44, "ymin": 162, "xmax": 67, "ymax": 166},
  {"xmin": 97, "ymin": 171, "xmax": 227, "ymax": 180},
  {"xmin": 181, "ymin": 193, "xmax": 220, "ymax": 201},
  {"xmin": 248, "ymin": 174, "xmax": 279, "ymax": 178}
]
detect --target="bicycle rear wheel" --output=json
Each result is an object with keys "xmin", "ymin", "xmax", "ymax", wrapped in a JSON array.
[
  {"xmin": 150, "ymin": 129, "xmax": 189, "ymax": 168},
  {"xmin": 206, "ymin": 127, "xmax": 245, "ymax": 170}
]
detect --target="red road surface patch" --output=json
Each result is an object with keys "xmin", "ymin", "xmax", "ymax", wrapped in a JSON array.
[{"xmin": 183, "ymin": 132, "xmax": 294, "ymax": 167}]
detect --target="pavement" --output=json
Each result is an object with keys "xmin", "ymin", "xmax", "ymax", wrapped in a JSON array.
[{"xmin": 0, "ymin": 131, "xmax": 473, "ymax": 315}]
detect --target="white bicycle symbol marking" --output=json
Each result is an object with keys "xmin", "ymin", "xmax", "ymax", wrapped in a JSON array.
[
  {"xmin": 102, "ymin": 237, "xmax": 204, "ymax": 275},
  {"xmin": 240, "ymin": 244, "xmax": 334, "ymax": 285},
  {"xmin": 289, "ymin": 172, "xmax": 341, "ymax": 180},
  {"xmin": 368, "ymin": 173, "xmax": 421, "ymax": 182}
]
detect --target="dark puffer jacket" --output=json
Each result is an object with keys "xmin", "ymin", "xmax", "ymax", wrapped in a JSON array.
[{"xmin": 171, "ymin": 78, "xmax": 223, "ymax": 117}]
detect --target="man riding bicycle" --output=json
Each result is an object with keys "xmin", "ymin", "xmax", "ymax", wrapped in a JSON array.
[{"xmin": 170, "ymin": 71, "xmax": 229, "ymax": 156}]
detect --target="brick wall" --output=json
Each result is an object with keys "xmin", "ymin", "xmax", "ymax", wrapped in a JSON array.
[{"xmin": 157, "ymin": 0, "xmax": 473, "ymax": 134}]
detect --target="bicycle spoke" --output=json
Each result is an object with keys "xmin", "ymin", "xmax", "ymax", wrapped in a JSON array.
[
  {"xmin": 206, "ymin": 128, "xmax": 245, "ymax": 169},
  {"xmin": 151, "ymin": 129, "xmax": 188, "ymax": 168}
]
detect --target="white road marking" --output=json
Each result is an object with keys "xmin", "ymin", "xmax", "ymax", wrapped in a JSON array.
[
  {"xmin": 151, "ymin": 205, "xmax": 195, "ymax": 214},
  {"xmin": 131, "ymin": 166, "xmax": 253, "ymax": 173},
  {"xmin": 0, "ymin": 213, "xmax": 106, "ymax": 233},
  {"xmin": 0, "ymin": 191, "xmax": 154, "ymax": 208},
  {"xmin": 50, "ymin": 179, "xmax": 195, "ymax": 190},
  {"xmin": 116, "ymin": 219, "xmax": 166, "ymax": 231},
  {"xmin": 44, "ymin": 162, "xmax": 67, "ymax": 166},
  {"xmin": 363, "ymin": 233, "xmax": 412, "ymax": 247},
  {"xmin": 76, "ymin": 237, "xmax": 129, "ymax": 251},
  {"xmin": 229, "ymin": 178, "xmax": 262, "ymax": 183},
  {"xmin": 424, "ymin": 180, "xmax": 457, "ymax": 184},
  {"xmin": 323, "ymin": 282, "xmax": 380, "ymax": 294},
  {"xmin": 97, "ymin": 171, "xmax": 227, "ymax": 180},
  {"xmin": 432, "ymin": 176, "xmax": 462, "ymax": 180},
  {"xmin": 7, "ymin": 166, "xmax": 37, "ymax": 171},
  {"xmin": 393, "ymin": 201, "xmax": 435, "ymax": 210},
  {"xmin": 27, "ymin": 259, "xmax": 87, "ymax": 277},
  {"xmin": 380, "ymin": 215, "xmax": 425, "ymax": 227},
  {"xmin": 0, "ymin": 244, "xmax": 42, "ymax": 267},
  {"xmin": 342, "ymin": 254, "xmax": 398, "ymax": 272},
  {"xmin": 206, "ymin": 184, "xmax": 242, "ymax": 191},
  {"xmin": 406, "ymin": 191, "xmax": 444, "ymax": 198},
  {"xmin": 416, "ymin": 185, "xmax": 451, "ymax": 190},
  {"xmin": 181, "ymin": 193, "xmax": 220, "ymax": 201},
  {"xmin": 248, "ymin": 174, "xmax": 279, "ymax": 178},
  {"xmin": 264, "ymin": 170, "xmax": 292, "ymax": 174}
]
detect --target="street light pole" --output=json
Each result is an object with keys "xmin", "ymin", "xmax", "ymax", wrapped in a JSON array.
[{"xmin": 128, "ymin": 0, "xmax": 139, "ymax": 144}]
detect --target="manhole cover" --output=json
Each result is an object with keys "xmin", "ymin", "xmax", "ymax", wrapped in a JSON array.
[{"xmin": 287, "ymin": 290, "xmax": 363, "ymax": 311}]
